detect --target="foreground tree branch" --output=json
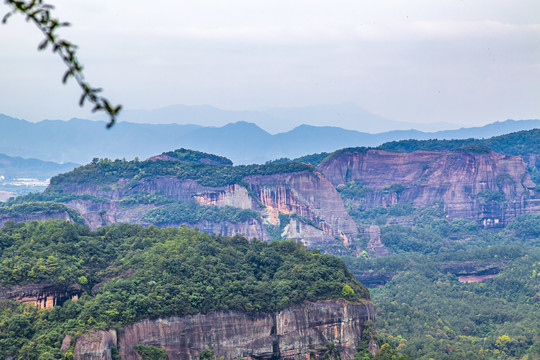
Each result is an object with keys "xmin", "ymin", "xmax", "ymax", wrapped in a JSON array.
[{"xmin": 3, "ymin": 0, "xmax": 121, "ymax": 128}]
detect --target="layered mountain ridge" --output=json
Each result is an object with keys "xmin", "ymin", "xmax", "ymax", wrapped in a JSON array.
[
  {"xmin": 1, "ymin": 113, "xmax": 539, "ymax": 165},
  {"xmin": 2, "ymin": 131, "xmax": 538, "ymax": 255}
]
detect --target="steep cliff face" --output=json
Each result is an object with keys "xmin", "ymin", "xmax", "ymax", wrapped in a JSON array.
[
  {"xmin": 0, "ymin": 283, "xmax": 81, "ymax": 309},
  {"xmin": 65, "ymin": 199, "xmax": 156, "ymax": 230},
  {"xmin": 318, "ymin": 149, "xmax": 539, "ymax": 226},
  {"xmin": 42, "ymin": 168, "xmax": 359, "ymax": 249},
  {"xmin": 72, "ymin": 330, "xmax": 117, "ymax": 360},
  {"xmin": 0, "ymin": 209, "xmax": 74, "ymax": 227},
  {"xmin": 245, "ymin": 171, "xmax": 359, "ymax": 247},
  {"xmin": 160, "ymin": 219, "xmax": 270, "ymax": 241},
  {"xmin": 364, "ymin": 226, "xmax": 390, "ymax": 257},
  {"xmin": 73, "ymin": 300, "xmax": 373, "ymax": 360}
]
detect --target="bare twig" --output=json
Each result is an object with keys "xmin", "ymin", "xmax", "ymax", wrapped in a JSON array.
[{"xmin": 3, "ymin": 0, "xmax": 121, "ymax": 128}]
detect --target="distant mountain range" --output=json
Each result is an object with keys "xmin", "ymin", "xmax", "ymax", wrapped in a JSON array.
[
  {"xmin": 0, "ymin": 154, "xmax": 78, "ymax": 180},
  {"xmin": 0, "ymin": 153, "xmax": 79, "ymax": 201},
  {"xmin": 1, "ymin": 113, "xmax": 539, "ymax": 165},
  {"xmin": 97, "ymin": 103, "xmax": 456, "ymax": 134}
]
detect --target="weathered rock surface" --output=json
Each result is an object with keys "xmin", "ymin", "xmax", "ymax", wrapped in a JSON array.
[
  {"xmin": 245, "ymin": 171, "xmax": 359, "ymax": 247},
  {"xmin": 318, "ymin": 149, "xmax": 540, "ymax": 226},
  {"xmin": 111, "ymin": 300, "xmax": 374, "ymax": 360},
  {"xmin": 364, "ymin": 226, "xmax": 390, "ymax": 257},
  {"xmin": 0, "ymin": 209, "xmax": 74, "ymax": 227},
  {"xmin": 73, "ymin": 330, "xmax": 116, "ymax": 360},
  {"xmin": 44, "ymin": 170, "xmax": 359, "ymax": 248},
  {"xmin": 0, "ymin": 283, "xmax": 81, "ymax": 309},
  {"xmin": 162, "ymin": 219, "xmax": 270, "ymax": 241}
]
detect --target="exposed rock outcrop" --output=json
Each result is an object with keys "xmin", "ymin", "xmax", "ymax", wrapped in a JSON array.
[
  {"xmin": 0, "ymin": 283, "xmax": 81, "ymax": 309},
  {"xmin": 73, "ymin": 330, "xmax": 116, "ymax": 360},
  {"xmin": 318, "ymin": 149, "xmax": 540, "ymax": 227},
  {"xmin": 161, "ymin": 219, "xmax": 270, "ymax": 241},
  {"xmin": 44, "ymin": 169, "xmax": 359, "ymax": 248},
  {"xmin": 364, "ymin": 226, "xmax": 390, "ymax": 257},
  {"xmin": 245, "ymin": 171, "xmax": 359, "ymax": 247},
  {"xmin": 79, "ymin": 300, "xmax": 374, "ymax": 360},
  {"xmin": 0, "ymin": 209, "xmax": 74, "ymax": 227}
]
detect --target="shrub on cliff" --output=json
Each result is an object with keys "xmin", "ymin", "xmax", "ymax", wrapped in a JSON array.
[{"xmin": 141, "ymin": 201, "xmax": 260, "ymax": 225}]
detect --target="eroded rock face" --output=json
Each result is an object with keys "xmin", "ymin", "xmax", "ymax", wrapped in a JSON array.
[
  {"xmin": 318, "ymin": 149, "xmax": 540, "ymax": 226},
  {"xmin": 73, "ymin": 330, "xmax": 116, "ymax": 360},
  {"xmin": 163, "ymin": 219, "xmax": 270, "ymax": 241},
  {"xmin": 245, "ymin": 171, "xmax": 359, "ymax": 247},
  {"xmin": 0, "ymin": 283, "xmax": 81, "ymax": 310},
  {"xmin": 0, "ymin": 210, "xmax": 73, "ymax": 227},
  {"xmin": 365, "ymin": 226, "xmax": 389, "ymax": 257},
  {"xmin": 42, "ymin": 170, "xmax": 359, "ymax": 248},
  {"xmin": 115, "ymin": 300, "xmax": 374, "ymax": 360}
]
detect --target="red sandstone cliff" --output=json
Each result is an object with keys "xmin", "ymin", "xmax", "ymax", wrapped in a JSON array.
[
  {"xmin": 318, "ymin": 149, "xmax": 540, "ymax": 226},
  {"xmin": 42, "ymin": 170, "xmax": 358, "ymax": 249},
  {"xmin": 71, "ymin": 300, "xmax": 374, "ymax": 360},
  {"xmin": 0, "ymin": 283, "xmax": 81, "ymax": 310}
]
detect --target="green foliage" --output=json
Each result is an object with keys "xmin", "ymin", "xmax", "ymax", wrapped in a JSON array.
[
  {"xmin": 0, "ymin": 221, "xmax": 368, "ymax": 358},
  {"xmin": 142, "ymin": 201, "xmax": 260, "ymax": 225},
  {"xmin": 381, "ymin": 183, "xmax": 406, "ymax": 194},
  {"xmin": 3, "ymin": 0, "xmax": 121, "ymax": 127},
  {"xmin": 453, "ymin": 144, "xmax": 492, "ymax": 154},
  {"xmin": 0, "ymin": 201, "xmax": 79, "ymax": 221},
  {"xmin": 345, "ymin": 214, "xmax": 540, "ymax": 360},
  {"xmin": 0, "ymin": 201, "xmax": 66, "ymax": 217},
  {"xmin": 341, "ymin": 284, "xmax": 355, "ymax": 299},
  {"xmin": 5, "ymin": 193, "xmax": 108, "ymax": 206},
  {"xmin": 371, "ymin": 250, "xmax": 540, "ymax": 360},
  {"xmin": 293, "ymin": 152, "xmax": 331, "ymax": 166},
  {"xmin": 336, "ymin": 181, "xmax": 373, "ymax": 200},
  {"xmin": 134, "ymin": 345, "xmax": 168, "ymax": 360},
  {"xmin": 118, "ymin": 192, "xmax": 174, "ymax": 208},
  {"xmin": 265, "ymin": 157, "xmax": 291, "ymax": 164},
  {"xmin": 377, "ymin": 128, "xmax": 540, "ymax": 157},
  {"xmin": 49, "ymin": 156, "xmax": 312, "ymax": 189},
  {"xmin": 0, "ymin": 201, "xmax": 86, "ymax": 226},
  {"xmin": 476, "ymin": 190, "xmax": 506, "ymax": 204},
  {"xmin": 508, "ymin": 214, "xmax": 540, "ymax": 238},
  {"xmin": 163, "ymin": 148, "xmax": 232, "ymax": 166},
  {"xmin": 199, "ymin": 349, "xmax": 220, "ymax": 360}
]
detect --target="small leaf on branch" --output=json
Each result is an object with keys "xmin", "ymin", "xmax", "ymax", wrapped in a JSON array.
[{"xmin": 37, "ymin": 38, "xmax": 48, "ymax": 50}]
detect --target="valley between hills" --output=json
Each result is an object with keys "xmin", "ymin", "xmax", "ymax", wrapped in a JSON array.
[{"xmin": 0, "ymin": 128, "xmax": 539, "ymax": 360}]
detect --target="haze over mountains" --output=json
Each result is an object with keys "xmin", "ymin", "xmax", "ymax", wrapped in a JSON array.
[
  {"xmin": 2, "ymin": 113, "xmax": 539, "ymax": 166},
  {"xmin": 98, "ymin": 103, "xmax": 457, "ymax": 134}
]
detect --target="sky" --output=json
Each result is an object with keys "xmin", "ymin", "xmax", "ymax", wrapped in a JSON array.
[{"xmin": 0, "ymin": 0, "xmax": 539, "ymax": 129}]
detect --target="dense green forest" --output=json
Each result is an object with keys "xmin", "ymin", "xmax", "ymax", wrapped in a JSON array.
[
  {"xmin": 142, "ymin": 201, "xmax": 260, "ymax": 225},
  {"xmin": 377, "ymin": 129, "xmax": 540, "ymax": 156},
  {"xmin": 0, "ymin": 202, "xmax": 85, "ymax": 226},
  {"xmin": 161, "ymin": 148, "xmax": 233, "ymax": 166},
  {"xmin": 344, "ymin": 213, "xmax": 540, "ymax": 360},
  {"xmin": 48, "ymin": 152, "xmax": 312, "ymax": 189},
  {"xmin": 0, "ymin": 221, "xmax": 367, "ymax": 359}
]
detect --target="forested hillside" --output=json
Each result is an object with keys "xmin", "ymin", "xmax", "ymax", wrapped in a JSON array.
[
  {"xmin": 344, "ymin": 213, "xmax": 540, "ymax": 360},
  {"xmin": 0, "ymin": 221, "xmax": 368, "ymax": 359},
  {"xmin": 377, "ymin": 128, "xmax": 540, "ymax": 156}
]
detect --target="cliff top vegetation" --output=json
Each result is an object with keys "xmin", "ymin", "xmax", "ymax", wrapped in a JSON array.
[
  {"xmin": 376, "ymin": 128, "xmax": 540, "ymax": 156},
  {"xmin": 161, "ymin": 148, "xmax": 233, "ymax": 166},
  {"xmin": 0, "ymin": 221, "xmax": 368, "ymax": 358},
  {"xmin": 48, "ymin": 153, "xmax": 312, "ymax": 189}
]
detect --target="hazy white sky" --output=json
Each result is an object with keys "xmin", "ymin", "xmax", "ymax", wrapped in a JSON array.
[{"xmin": 1, "ymin": 0, "xmax": 539, "ymax": 127}]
